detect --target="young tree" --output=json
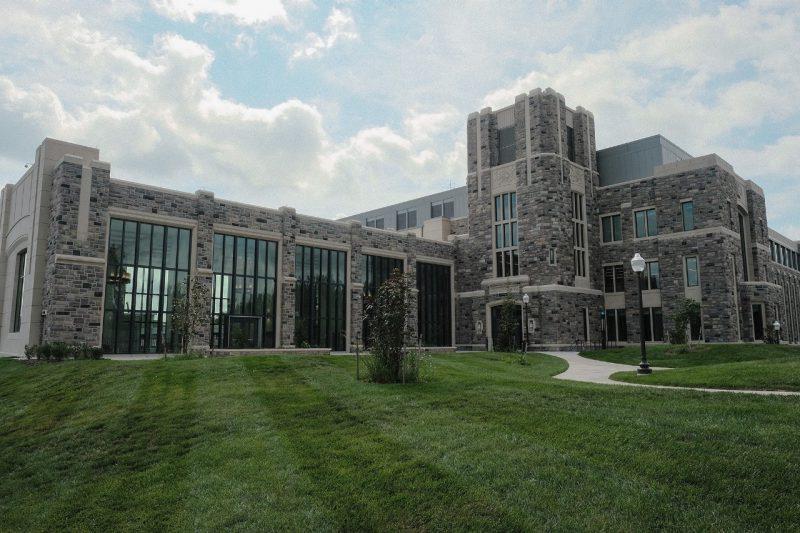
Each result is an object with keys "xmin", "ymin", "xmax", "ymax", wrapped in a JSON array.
[
  {"xmin": 494, "ymin": 296, "xmax": 519, "ymax": 352},
  {"xmin": 363, "ymin": 269, "xmax": 416, "ymax": 383},
  {"xmin": 172, "ymin": 276, "xmax": 211, "ymax": 354},
  {"xmin": 669, "ymin": 297, "xmax": 701, "ymax": 345}
]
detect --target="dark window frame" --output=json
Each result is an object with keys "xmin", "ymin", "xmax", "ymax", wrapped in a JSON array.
[{"xmin": 11, "ymin": 249, "xmax": 26, "ymax": 333}]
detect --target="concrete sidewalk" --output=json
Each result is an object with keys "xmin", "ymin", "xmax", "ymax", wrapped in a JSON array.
[{"xmin": 541, "ymin": 351, "xmax": 800, "ymax": 397}]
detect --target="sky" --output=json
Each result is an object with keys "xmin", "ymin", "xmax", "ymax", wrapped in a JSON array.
[{"xmin": 0, "ymin": 0, "xmax": 799, "ymax": 238}]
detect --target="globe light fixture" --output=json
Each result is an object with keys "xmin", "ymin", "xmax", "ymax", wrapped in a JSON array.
[{"xmin": 522, "ymin": 293, "xmax": 530, "ymax": 353}]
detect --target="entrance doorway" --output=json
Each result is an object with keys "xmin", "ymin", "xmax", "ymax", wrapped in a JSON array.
[
  {"xmin": 490, "ymin": 304, "xmax": 523, "ymax": 351},
  {"xmin": 752, "ymin": 304, "xmax": 764, "ymax": 341}
]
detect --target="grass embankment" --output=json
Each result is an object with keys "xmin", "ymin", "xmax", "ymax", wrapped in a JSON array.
[
  {"xmin": 1, "ymin": 352, "xmax": 799, "ymax": 530},
  {"xmin": 582, "ymin": 343, "xmax": 800, "ymax": 391}
]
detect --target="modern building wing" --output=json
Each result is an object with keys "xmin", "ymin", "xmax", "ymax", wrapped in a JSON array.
[{"xmin": 0, "ymin": 88, "xmax": 798, "ymax": 357}]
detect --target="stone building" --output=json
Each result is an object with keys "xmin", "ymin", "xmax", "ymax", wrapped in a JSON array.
[{"xmin": 0, "ymin": 88, "xmax": 797, "ymax": 356}]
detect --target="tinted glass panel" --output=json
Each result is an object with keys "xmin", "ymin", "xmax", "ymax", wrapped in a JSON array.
[
  {"xmin": 295, "ymin": 245, "xmax": 347, "ymax": 350},
  {"xmin": 417, "ymin": 262, "xmax": 451, "ymax": 347}
]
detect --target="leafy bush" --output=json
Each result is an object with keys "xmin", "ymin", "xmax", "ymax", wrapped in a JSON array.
[
  {"xmin": 669, "ymin": 298, "xmax": 701, "ymax": 345},
  {"xmin": 363, "ymin": 269, "xmax": 418, "ymax": 383},
  {"xmin": 24, "ymin": 342, "xmax": 104, "ymax": 362},
  {"xmin": 494, "ymin": 297, "xmax": 519, "ymax": 353}
]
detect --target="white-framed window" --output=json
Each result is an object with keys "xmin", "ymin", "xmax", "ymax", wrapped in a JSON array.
[
  {"xmin": 605, "ymin": 309, "xmax": 627, "ymax": 342},
  {"xmin": 366, "ymin": 217, "xmax": 384, "ymax": 229},
  {"xmin": 430, "ymin": 198, "xmax": 455, "ymax": 219},
  {"xmin": 634, "ymin": 208, "xmax": 657, "ymax": 238},
  {"xmin": 639, "ymin": 260, "xmax": 660, "ymax": 290},
  {"xmin": 494, "ymin": 192, "xmax": 518, "ymax": 277},
  {"xmin": 643, "ymin": 307, "xmax": 664, "ymax": 342},
  {"xmin": 572, "ymin": 192, "xmax": 587, "ymax": 277},
  {"xmin": 603, "ymin": 264, "xmax": 625, "ymax": 293},
  {"xmin": 601, "ymin": 214, "xmax": 622, "ymax": 243},
  {"xmin": 497, "ymin": 126, "xmax": 516, "ymax": 165},
  {"xmin": 396, "ymin": 209, "xmax": 417, "ymax": 230},
  {"xmin": 685, "ymin": 256, "xmax": 699, "ymax": 287},
  {"xmin": 681, "ymin": 200, "xmax": 695, "ymax": 231}
]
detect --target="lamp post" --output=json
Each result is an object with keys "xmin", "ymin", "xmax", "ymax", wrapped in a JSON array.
[
  {"xmin": 631, "ymin": 253, "xmax": 651, "ymax": 375},
  {"xmin": 522, "ymin": 293, "xmax": 530, "ymax": 354},
  {"xmin": 773, "ymin": 320, "xmax": 781, "ymax": 345}
]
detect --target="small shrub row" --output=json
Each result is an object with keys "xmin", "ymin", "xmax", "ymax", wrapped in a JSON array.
[{"xmin": 25, "ymin": 342, "xmax": 104, "ymax": 362}]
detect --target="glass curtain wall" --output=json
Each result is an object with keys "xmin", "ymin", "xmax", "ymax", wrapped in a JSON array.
[
  {"xmin": 362, "ymin": 254, "xmax": 403, "ymax": 347},
  {"xmin": 417, "ymin": 262, "xmax": 452, "ymax": 347},
  {"xmin": 102, "ymin": 218, "xmax": 191, "ymax": 353},
  {"xmin": 211, "ymin": 234, "xmax": 278, "ymax": 349},
  {"xmin": 295, "ymin": 245, "xmax": 347, "ymax": 350}
]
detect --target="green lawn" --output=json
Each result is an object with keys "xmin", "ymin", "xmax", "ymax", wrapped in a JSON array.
[
  {"xmin": 1, "ymin": 353, "xmax": 799, "ymax": 530},
  {"xmin": 582, "ymin": 344, "xmax": 800, "ymax": 391}
]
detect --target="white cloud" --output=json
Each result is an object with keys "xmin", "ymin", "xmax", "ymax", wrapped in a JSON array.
[
  {"xmin": 0, "ymin": 6, "xmax": 457, "ymax": 218},
  {"xmin": 291, "ymin": 7, "xmax": 358, "ymax": 61},
  {"xmin": 151, "ymin": 0, "xmax": 288, "ymax": 26}
]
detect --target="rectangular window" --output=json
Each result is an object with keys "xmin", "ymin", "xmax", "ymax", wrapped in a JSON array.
[
  {"xmin": 566, "ymin": 126, "xmax": 576, "ymax": 163},
  {"xmin": 497, "ymin": 126, "xmax": 516, "ymax": 165},
  {"xmin": 634, "ymin": 208, "xmax": 657, "ymax": 238},
  {"xmin": 362, "ymin": 254, "xmax": 404, "ymax": 347},
  {"xmin": 417, "ymin": 262, "xmax": 452, "ymax": 347},
  {"xmin": 643, "ymin": 307, "xmax": 664, "ymax": 342},
  {"xmin": 605, "ymin": 309, "xmax": 627, "ymax": 342},
  {"xmin": 396, "ymin": 209, "xmax": 417, "ymax": 230},
  {"xmin": 366, "ymin": 217, "xmax": 384, "ymax": 229},
  {"xmin": 431, "ymin": 198, "xmax": 455, "ymax": 219},
  {"xmin": 685, "ymin": 256, "xmax": 699, "ymax": 287},
  {"xmin": 102, "ymin": 218, "xmax": 191, "ymax": 354},
  {"xmin": 494, "ymin": 192, "xmax": 519, "ymax": 277},
  {"xmin": 603, "ymin": 265, "xmax": 625, "ymax": 293},
  {"xmin": 681, "ymin": 201, "xmax": 694, "ymax": 231},
  {"xmin": 11, "ymin": 249, "xmax": 26, "ymax": 333},
  {"xmin": 212, "ymin": 234, "xmax": 279, "ymax": 350},
  {"xmin": 295, "ymin": 245, "xmax": 347, "ymax": 351},
  {"xmin": 572, "ymin": 192, "xmax": 587, "ymax": 277},
  {"xmin": 601, "ymin": 214, "xmax": 622, "ymax": 243},
  {"xmin": 639, "ymin": 260, "xmax": 660, "ymax": 290}
]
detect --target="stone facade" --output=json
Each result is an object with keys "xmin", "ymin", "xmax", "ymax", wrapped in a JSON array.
[{"xmin": 1, "ymin": 88, "xmax": 798, "ymax": 356}]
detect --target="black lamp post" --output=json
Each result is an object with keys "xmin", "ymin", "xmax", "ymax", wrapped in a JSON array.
[
  {"xmin": 522, "ymin": 293, "xmax": 530, "ymax": 354},
  {"xmin": 631, "ymin": 253, "xmax": 651, "ymax": 375}
]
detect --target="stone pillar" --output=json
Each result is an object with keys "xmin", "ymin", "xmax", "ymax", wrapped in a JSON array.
[{"xmin": 279, "ymin": 206, "xmax": 297, "ymax": 348}]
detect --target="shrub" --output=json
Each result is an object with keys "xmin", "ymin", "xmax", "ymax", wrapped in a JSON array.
[
  {"xmin": 24, "ymin": 344, "xmax": 37, "ymax": 361},
  {"xmin": 363, "ymin": 269, "xmax": 417, "ymax": 383},
  {"xmin": 669, "ymin": 298, "xmax": 701, "ymax": 345},
  {"xmin": 24, "ymin": 342, "xmax": 104, "ymax": 362}
]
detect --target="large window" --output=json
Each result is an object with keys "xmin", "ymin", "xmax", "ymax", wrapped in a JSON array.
[
  {"xmin": 494, "ymin": 192, "xmax": 518, "ymax": 277},
  {"xmin": 431, "ymin": 198, "xmax": 455, "ymax": 219},
  {"xmin": 362, "ymin": 254, "xmax": 403, "ymax": 347},
  {"xmin": 603, "ymin": 265, "xmax": 625, "ymax": 293},
  {"xmin": 639, "ymin": 260, "xmax": 660, "ymax": 290},
  {"xmin": 396, "ymin": 209, "xmax": 417, "ymax": 230},
  {"xmin": 605, "ymin": 309, "xmax": 627, "ymax": 342},
  {"xmin": 685, "ymin": 256, "xmax": 699, "ymax": 287},
  {"xmin": 566, "ymin": 125, "xmax": 576, "ymax": 163},
  {"xmin": 295, "ymin": 245, "xmax": 347, "ymax": 351},
  {"xmin": 497, "ymin": 126, "xmax": 516, "ymax": 165},
  {"xmin": 634, "ymin": 208, "xmax": 657, "ymax": 238},
  {"xmin": 211, "ymin": 234, "xmax": 278, "ymax": 349},
  {"xmin": 572, "ymin": 192, "xmax": 587, "ymax": 277},
  {"xmin": 102, "ymin": 218, "xmax": 191, "ymax": 353},
  {"xmin": 738, "ymin": 211, "xmax": 749, "ymax": 281},
  {"xmin": 11, "ymin": 249, "xmax": 25, "ymax": 333},
  {"xmin": 366, "ymin": 217, "xmax": 384, "ymax": 229},
  {"xmin": 681, "ymin": 201, "xmax": 695, "ymax": 231},
  {"xmin": 601, "ymin": 214, "xmax": 622, "ymax": 243},
  {"xmin": 643, "ymin": 307, "xmax": 664, "ymax": 342},
  {"xmin": 417, "ymin": 262, "xmax": 451, "ymax": 347}
]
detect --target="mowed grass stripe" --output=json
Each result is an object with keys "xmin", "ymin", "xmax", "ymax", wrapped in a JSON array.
[
  {"xmin": 179, "ymin": 356, "xmax": 337, "ymax": 531},
  {"xmin": 240, "ymin": 355, "xmax": 528, "ymax": 531}
]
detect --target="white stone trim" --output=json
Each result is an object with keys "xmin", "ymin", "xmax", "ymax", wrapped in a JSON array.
[
  {"xmin": 361, "ymin": 246, "xmax": 407, "ymax": 261},
  {"xmin": 109, "ymin": 178, "xmax": 197, "ymax": 199},
  {"xmin": 457, "ymin": 290, "xmax": 484, "ymax": 299},
  {"xmin": 294, "ymin": 237, "xmax": 351, "ymax": 252},
  {"xmin": 54, "ymin": 254, "xmax": 105, "ymax": 266},
  {"xmin": 107, "ymin": 207, "xmax": 198, "ymax": 229},
  {"xmin": 212, "ymin": 224, "xmax": 282, "ymax": 242},
  {"xmin": 481, "ymin": 274, "xmax": 530, "ymax": 288},
  {"xmin": 522, "ymin": 284, "xmax": 602, "ymax": 296}
]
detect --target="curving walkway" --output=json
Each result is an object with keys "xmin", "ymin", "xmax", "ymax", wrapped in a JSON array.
[{"xmin": 541, "ymin": 351, "xmax": 800, "ymax": 397}]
